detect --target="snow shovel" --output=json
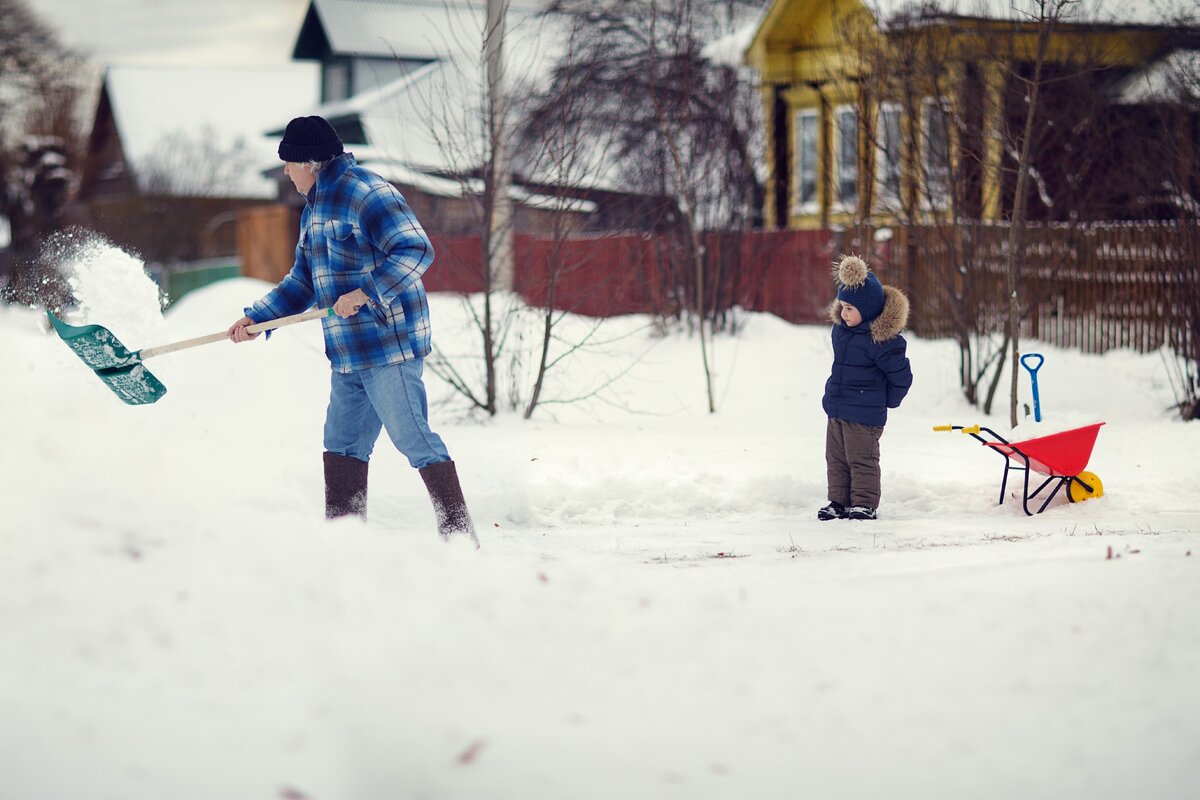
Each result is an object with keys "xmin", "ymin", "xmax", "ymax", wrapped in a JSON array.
[
  {"xmin": 47, "ymin": 306, "xmax": 334, "ymax": 405},
  {"xmin": 1021, "ymin": 352, "xmax": 1045, "ymax": 422}
]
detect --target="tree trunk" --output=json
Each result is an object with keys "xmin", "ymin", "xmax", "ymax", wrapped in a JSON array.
[{"xmin": 1005, "ymin": 3, "xmax": 1058, "ymax": 428}]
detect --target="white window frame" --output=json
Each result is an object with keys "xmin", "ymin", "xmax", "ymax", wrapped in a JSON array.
[
  {"xmin": 922, "ymin": 96, "xmax": 952, "ymax": 209},
  {"xmin": 793, "ymin": 108, "xmax": 819, "ymax": 215},
  {"xmin": 833, "ymin": 104, "xmax": 858, "ymax": 211},
  {"xmin": 876, "ymin": 102, "xmax": 903, "ymax": 210}
]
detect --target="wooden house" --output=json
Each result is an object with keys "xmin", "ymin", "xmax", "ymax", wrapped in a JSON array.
[{"xmin": 745, "ymin": 0, "xmax": 1200, "ymax": 229}]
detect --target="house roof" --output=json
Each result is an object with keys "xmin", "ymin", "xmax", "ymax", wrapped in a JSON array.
[
  {"xmin": 868, "ymin": 0, "xmax": 1176, "ymax": 26},
  {"xmin": 279, "ymin": 1, "xmax": 629, "ymax": 191},
  {"xmin": 293, "ymin": 0, "xmax": 549, "ymax": 61},
  {"xmin": 103, "ymin": 63, "xmax": 319, "ymax": 198},
  {"xmin": 1113, "ymin": 48, "xmax": 1200, "ymax": 103},
  {"xmin": 751, "ymin": 0, "xmax": 1187, "ymax": 52},
  {"xmin": 704, "ymin": 9, "xmax": 766, "ymax": 66}
]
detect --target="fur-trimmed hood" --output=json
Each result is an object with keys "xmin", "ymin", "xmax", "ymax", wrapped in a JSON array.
[{"xmin": 830, "ymin": 285, "xmax": 909, "ymax": 343}]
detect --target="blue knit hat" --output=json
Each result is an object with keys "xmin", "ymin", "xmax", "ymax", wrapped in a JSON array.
[{"xmin": 835, "ymin": 255, "xmax": 885, "ymax": 322}]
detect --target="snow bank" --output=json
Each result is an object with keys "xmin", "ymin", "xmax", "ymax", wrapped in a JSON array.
[{"xmin": 1, "ymin": 245, "xmax": 1197, "ymax": 800}]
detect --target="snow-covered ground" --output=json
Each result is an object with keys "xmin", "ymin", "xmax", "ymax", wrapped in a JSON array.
[{"xmin": 1, "ymin": 242, "xmax": 1197, "ymax": 800}]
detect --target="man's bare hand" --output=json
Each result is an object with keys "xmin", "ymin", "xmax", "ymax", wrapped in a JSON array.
[
  {"xmin": 334, "ymin": 289, "xmax": 370, "ymax": 318},
  {"xmin": 227, "ymin": 315, "xmax": 260, "ymax": 343}
]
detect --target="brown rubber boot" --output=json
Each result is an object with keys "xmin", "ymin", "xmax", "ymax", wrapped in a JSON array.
[
  {"xmin": 323, "ymin": 451, "xmax": 368, "ymax": 519},
  {"xmin": 419, "ymin": 460, "xmax": 478, "ymax": 546}
]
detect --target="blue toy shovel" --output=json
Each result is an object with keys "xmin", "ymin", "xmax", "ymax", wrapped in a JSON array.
[{"xmin": 1021, "ymin": 353, "xmax": 1045, "ymax": 422}]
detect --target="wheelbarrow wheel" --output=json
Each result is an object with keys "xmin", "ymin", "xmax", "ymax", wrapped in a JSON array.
[{"xmin": 1068, "ymin": 471, "xmax": 1104, "ymax": 503}]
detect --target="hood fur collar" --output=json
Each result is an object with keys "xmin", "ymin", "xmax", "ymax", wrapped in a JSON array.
[{"xmin": 830, "ymin": 285, "xmax": 909, "ymax": 343}]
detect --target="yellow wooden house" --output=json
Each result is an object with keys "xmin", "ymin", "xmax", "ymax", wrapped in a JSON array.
[{"xmin": 745, "ymin": 0, "xmax": 1199, "ymax": 230}]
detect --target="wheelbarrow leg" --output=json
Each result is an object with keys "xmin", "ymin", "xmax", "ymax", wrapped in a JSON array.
[
  {"xmin": 999, "ymin": 461, "xmax": 1028, "ymax": 511},
  {"xmin": 1020, "ymin": 458, "xmax": 1034, "ymax": 516},
  {"xmin": 1033, "ymin": 477, "xmax": 1067, "ymax": 514}
]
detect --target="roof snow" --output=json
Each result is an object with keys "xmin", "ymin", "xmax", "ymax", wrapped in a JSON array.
[
  {"xmin": 704, "ymin": 12, "xmax": 766, "ymax": 66},
  {"xmin": 866, "ymin": 0, "xmax": 1189, "ymax": 26},
  {"xmin": 300, "ymin": 0, "xmax": 550, "ymax": 60},
  {"xmin": 104, "ymin": 63, "xmax": 319, "ymax": 198},
  {"xmin": 290, "ymin": 3, "xmax": 617, "ymax": 187},
  {"xmin": 1113, "ymin": 48, "xmax": 1200, "ymax": 103}
]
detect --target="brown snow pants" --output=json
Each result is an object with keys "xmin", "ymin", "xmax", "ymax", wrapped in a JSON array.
[{"xmin": 826, "ymin": 418, "xmax": 885, "ymax": 508}]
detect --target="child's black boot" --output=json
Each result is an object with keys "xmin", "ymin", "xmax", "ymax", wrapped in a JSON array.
[
  {"xmin": 847, "ymin": 506, "xmax": 877, "ymax": 520},
  {"xmin": 817, "ymin": 501, "xmax": 848, "ymax": 521}
]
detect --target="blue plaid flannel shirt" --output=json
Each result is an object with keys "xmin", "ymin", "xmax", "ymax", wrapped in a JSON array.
[{"xmin": 246, "ymin": 153, "xmax": 434, "ymax": 373}]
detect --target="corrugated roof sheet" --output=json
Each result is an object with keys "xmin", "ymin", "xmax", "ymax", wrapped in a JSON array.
[{"xmin": 309, "ymin": 0, "xmax": 546, "ymax": 60}]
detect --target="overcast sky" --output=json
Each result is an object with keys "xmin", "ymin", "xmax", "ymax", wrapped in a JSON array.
[{"xmin": 24, "ymin": 0, "xmax": 310, "ymax": 67}]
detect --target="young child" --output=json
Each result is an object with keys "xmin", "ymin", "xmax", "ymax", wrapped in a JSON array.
[{"xmin": 819, "ymin": 255, "xmax": 913, "ymax": 521}]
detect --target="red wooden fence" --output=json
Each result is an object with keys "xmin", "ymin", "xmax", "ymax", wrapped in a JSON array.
[
  {"xmin": 427, "ymin": 223, "xmax": 1197, "ymax": 359},
  {"xmin": 429, "ymin": 229, "xmax": 852, "ymax": 325}
]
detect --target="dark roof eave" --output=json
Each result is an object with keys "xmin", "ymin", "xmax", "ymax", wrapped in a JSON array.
[{"xmin": 291, "ymin": 3, "xmax": 330, "ymax": 61}]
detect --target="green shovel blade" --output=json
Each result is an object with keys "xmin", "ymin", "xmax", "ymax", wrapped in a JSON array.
[
  {"xmin": 94, "ymin": 362, "xmax": 169, "ymax": 405},
  {"xmin": 47, "ymin": 311, "xmax": 168, "ymax": 405},
  {"xmin": 47, "ymin": 311, "xmax": 141, "ymax": 369}
]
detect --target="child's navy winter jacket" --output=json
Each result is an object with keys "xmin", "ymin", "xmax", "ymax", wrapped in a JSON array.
[{"xmin": 822, "ymin": 287, "xmax": 913, "ymax": 427}]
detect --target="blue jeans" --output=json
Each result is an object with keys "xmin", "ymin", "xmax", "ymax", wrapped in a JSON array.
[{"xmin": 323, "ymin": 359, "xmax": 450, "ymax": 468}]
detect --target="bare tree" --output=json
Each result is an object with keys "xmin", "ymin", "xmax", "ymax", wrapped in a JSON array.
[
  {"xmin": 0, "ymin": 0, "xmax": 85, "ymax": 305},
  {"xmin": 841, "ymin": 1, "xmax": 1128, "ymax": 418},
  {"xmin": 513, "ymin": 10, "xmax": 692, "ymax": 420},
  {"xmin": 1001, "ymin": 0, "xmax": 1077, "ymax": 427},
  {"xmin": 1144, "ymin": 0, "xmax": 1200, "ymax": 420},
  {"xmin": 539, "ymin": 0, "xmax": 762, "ymax": 233},
  {"xmin": 416, "ymin": 1, "xmax": 526, "ymax": 417},
  {"xmin": 530, "ymin": 0, "xmax": 763, "ymax": 412},
  {"xmin": 137, "ymin": 127, "xmax": 259, "ymax": 198},
  {"xmin": 844, "ymin": 2, "xmax": 1010, "ymax": 410}
]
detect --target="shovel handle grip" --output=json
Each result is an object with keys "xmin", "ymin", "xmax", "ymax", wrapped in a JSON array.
[
  {"xmin": 1020, "ymin": 353, "xmax": 1044, "ymax": 373},
  {"xmin": 139, "ymin": 307, "xmax": 334, "ymax": 361}
]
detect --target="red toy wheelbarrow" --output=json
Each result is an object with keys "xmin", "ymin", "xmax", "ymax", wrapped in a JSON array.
[{"xmin": 934, "ymin": 422, "xmax": 1105, "ymax": 515}]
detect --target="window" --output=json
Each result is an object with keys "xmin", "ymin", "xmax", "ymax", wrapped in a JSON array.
[
  {"xmin": 835, "ymin": 105, "xmax": 858, "ymax": 209},
  {"xmin": 877, "ymin": 103, "xmax": 902, "ymax": 206},
  {"xmin": 923, "ymin": 97, "xmax": 951, "ymax": 205},
  {"xmin": 795, "ymin": 109, "xmax": 818, "ymax": 211},
  {"xmin": 323, "ymin": 60, "xmax": 351, "ymax": 102}
]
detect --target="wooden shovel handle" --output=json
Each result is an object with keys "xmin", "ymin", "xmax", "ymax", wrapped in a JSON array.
[{"xmin": 138, "ymin": 307, "xmax": 334, "ymax": 362}]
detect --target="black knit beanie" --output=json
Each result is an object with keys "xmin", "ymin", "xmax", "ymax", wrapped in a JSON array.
[{"xmin": 278, "ymin": 116, "xmax": 344, "ymax": 163}]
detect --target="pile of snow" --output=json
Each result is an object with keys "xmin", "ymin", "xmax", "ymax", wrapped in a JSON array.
[{"xmin": 0, "ymin": 242, "xmax": 1197, "ymax": 800}]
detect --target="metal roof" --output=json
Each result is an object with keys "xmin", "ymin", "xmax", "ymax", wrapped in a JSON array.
[{"xmin": 296, "ymin": 0, "xmax": 548, "ymax": 61}]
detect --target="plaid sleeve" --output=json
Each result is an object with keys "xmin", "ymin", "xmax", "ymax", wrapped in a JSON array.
[
  {"xmin": 357, "ymin": 184, "xmax": 434, "ymax": 308},
  {"xmin": 247, "ymin": 238, "xmax": 316, "ymax": 323}
]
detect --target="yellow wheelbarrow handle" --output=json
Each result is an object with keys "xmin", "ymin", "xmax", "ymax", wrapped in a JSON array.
[{"xmin": 932, "ymin": 424, "xmax": 981, "ymax": 434}]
